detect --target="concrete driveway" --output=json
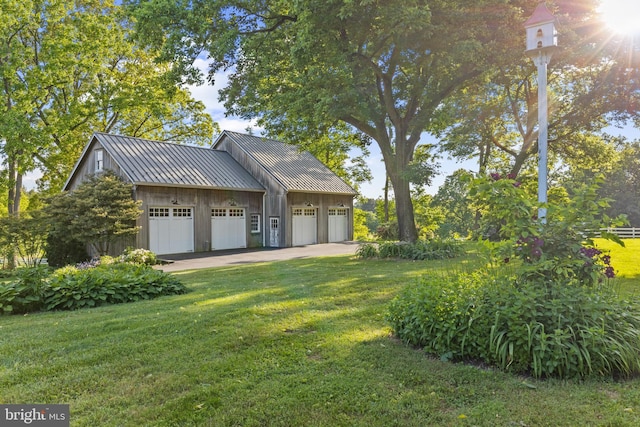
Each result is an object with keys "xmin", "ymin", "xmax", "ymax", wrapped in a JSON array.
[{"xmin": 157, "ymin": 242, "xmax": 360, "ymax": 272}]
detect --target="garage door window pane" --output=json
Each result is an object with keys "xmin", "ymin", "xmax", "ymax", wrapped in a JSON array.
[
  {"xmin": 212, "ymin": 208, "xmax": 227, "ymax": 217},
  {"xmin": 173, "ymin": 208, "xmax": 192, "ymax": 218},
  {"xmin": 150, "ymin": 208, "xmax": 169, "ymax": 217}
]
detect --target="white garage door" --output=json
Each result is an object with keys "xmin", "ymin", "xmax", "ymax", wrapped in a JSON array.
[
  {"xmin": 211, "ymin": 208, "xmax": 247, "ymax": 250},
  {"xmin": 149, "ymin": 207, "xmax": 194, "ymax": 255},
  {"xmin": 328, "ymin": 208, "xmax": 349, "ymax": 242},
  {"xmin": 292, "ymin": 208, "xmax": 317, "ymax": 246}
]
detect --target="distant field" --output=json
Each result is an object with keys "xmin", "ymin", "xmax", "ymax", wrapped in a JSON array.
[{"xmin": 595, "ymin": 238, "xmax": 640, "ymax": 296}]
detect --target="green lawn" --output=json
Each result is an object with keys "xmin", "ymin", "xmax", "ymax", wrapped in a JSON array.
[
  {"xmin": 2, "ymin": 243, "xmax": 640, "ymax": 426},
  {"xmin": 596, "ymin": 238, "xmax": 640, "ymax": 296}
]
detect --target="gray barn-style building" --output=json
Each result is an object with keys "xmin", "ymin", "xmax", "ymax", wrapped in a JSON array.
[{"xmin": 64, "ymin": 131, "xmax": 357, "ymax": 255}]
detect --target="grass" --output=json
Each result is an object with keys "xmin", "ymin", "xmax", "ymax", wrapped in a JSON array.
[
  {"xmin": 595, "ymin": 238, "xmax": 640, "ymax": 296},
  {"xmin": 0, "ymin": 241, "xmax": 639, "ymax": 426}
]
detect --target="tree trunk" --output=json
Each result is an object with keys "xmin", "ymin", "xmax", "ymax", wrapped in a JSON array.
[
  {"xmin": 383, "ymin": 174, "xmax": 390, "ymax": 222},
  {"xmin": 389, "ymin": 170, "xmax": 417, "ymax": 242},
  {"xmin": 6, "ymin": 154, "xmax": 21, "ymax": 270},
  {"xmin": 372, "ymin": 125, "xmax": 419, "ymax": 243},
  {"xmin": 7, "ymin": 154, "xmax": 23, "ymax": 216},
  {"xmin": 509, "ymin": 143, "xmax": 536, "ymax": 178}
]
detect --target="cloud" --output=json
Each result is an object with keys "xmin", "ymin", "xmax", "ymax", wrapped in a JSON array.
[{"xmin": 186, "ymin": 59, "xmax": 262, "ymax": 134}]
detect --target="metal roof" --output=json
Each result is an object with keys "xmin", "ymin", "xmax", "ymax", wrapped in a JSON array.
[
  {"xmin": 91, "ymin": 133, "xmax": 264, "ymax": 191},
  {"xmin": 218, "ymin": 131, "xmax": 358, "ymax": 195}
]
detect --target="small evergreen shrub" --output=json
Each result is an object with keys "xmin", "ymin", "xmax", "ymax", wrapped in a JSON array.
[{"xmin": 44, "ymin": 234, "xmax": 89, "ymax": 268}]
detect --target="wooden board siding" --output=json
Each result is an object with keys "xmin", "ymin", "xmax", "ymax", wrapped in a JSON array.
[
  {"xmin": 134, "ymin": 186, "xmax": 264, "ymax": 253},
  {"xmin": 217, "ymin": 136, "xmax": 289, "ymax": 247},
  {"xmin": 65, "ymin": 141, "xmax": 129, "ymax": 191}
]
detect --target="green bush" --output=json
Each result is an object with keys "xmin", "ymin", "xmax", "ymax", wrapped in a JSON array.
[
  {"xmin": 44, "ymin": 263, "xmax": 187, "ymax": 311},
  {"xmin": 387, "ymin": 272, "xmax": 493, "ymax": 363},
  {"xmin": 0, "ymin": 267, "xmax": 50, "ymax": 314},
  {"xmin": 378, "ymin": 241, "xmax": 403, "ymax": 258},
  {"xmin": 389, "ymin": 176, "xmax": 640, "ymax": 378},
  {"xmin": 470, "ymin": 174, "xmax": 626, "ymax": 287},
  {"xmin": 45, "ymin": 233, "xmax": 89, "ymax": 268},
  {"xmin": 0, "ymin": 263, "xmax": 186, "ymax": 314},
  {"xmin": 355, "ymin": 242, "xmax": 379, "ymax": 259},
  {"xmin": 387, "ymin": 272, "xmax": 640, "ymax": 378},
  {"xmin": 119, "ymin": 248, "xmax": 158, "ymax": 265},
  {"xmin": 357, "ymin": 239, "xmax": 462, "ymax": 261}
]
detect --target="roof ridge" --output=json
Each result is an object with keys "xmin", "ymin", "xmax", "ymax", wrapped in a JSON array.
[{"xmin": 95, "ymin": 132, "xmax": 217, "ymax": 154}]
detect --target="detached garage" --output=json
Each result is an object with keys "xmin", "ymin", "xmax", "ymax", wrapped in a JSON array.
[
  {"xmin": 213, "ymin": 131, "xmax": 358, "ymax": 248},
  {"xmin": 64, "ymin": 131, "xmax": 357, "ymax": 256}
]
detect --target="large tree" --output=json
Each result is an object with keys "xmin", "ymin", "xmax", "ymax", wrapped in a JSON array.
[
  {"xmin": 128, "ymin": 0, "xmax": 529, "ymax": 242},
  {"xmin": 0, "ymin": 0, "xmax": 216, "ymax": 213}
]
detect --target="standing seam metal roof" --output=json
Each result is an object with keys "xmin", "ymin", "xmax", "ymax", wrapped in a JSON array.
[
  {"xmin": 220, "ymin": 131, "xmax": 357, "ymax": 195},
  {"xmin": 93, "ymin": 133, "xmax": 264, "ymax": 191}
]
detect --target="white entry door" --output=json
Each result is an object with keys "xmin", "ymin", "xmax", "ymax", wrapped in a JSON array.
[
  {"xmin": 269, "ymin": 217, "xmax": 280, "ymax": 247},
  {"xmin": 149, "ymin": 207, "xmax": 194, "ymax": 255},
  {"xmin": 211, "ymin": 208, "xmax": 247, "ymax": 250},
  {"xmin": 292, "ymin": 207, "xmax": 317, "ymax": 246},
  {"xmin": 328, "ymin": 208, "xmax": 349, "ymax": 242}
]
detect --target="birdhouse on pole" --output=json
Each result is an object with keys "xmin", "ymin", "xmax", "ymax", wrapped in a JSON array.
[{"xmin": 524, "ymin": 1, "xmax": 558, "ymax": 54}]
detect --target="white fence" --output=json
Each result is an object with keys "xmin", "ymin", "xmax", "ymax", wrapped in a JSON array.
[{"xmin": 595, "ymin": 228, "xmax": 640, "ymax": 238}]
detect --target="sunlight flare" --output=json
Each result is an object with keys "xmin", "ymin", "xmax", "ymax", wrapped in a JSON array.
[{"xmin": 599, "ymin": 0, "xmax": 640, "ymax": 35}]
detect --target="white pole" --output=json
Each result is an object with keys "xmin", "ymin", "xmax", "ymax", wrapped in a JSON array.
[{"xmin": 533, "ymin": 51, "xmax": 551, "ymax": 223}]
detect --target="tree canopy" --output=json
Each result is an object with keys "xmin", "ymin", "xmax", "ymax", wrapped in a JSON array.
[
  {"xmin": 127, "ymin": 0, "xmax": 639, "ymax": 241},
  {"xmin": 438, "ymin": 0, "xmax": 639, "ymax": 177},
  {"xmin": 129, "ymin": 0, "xmax": 536, "ymax": 242},
  {"xmin": 0, "ymin": 0, "xmax": 216, "ymax": 216}
]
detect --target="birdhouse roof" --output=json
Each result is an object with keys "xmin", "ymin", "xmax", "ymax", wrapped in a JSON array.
[{"xmin": 524, "ymin": 2, "xmax": 556, "ymax": 27}]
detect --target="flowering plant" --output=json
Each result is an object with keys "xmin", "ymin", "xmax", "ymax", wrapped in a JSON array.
[
  {"xmin": 119, "ymin": 248, "xmax": 158, "ymax": 265},
  {"xmin": 471, "ymin": 174, "xmax": 625, "ymax": 287}
]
